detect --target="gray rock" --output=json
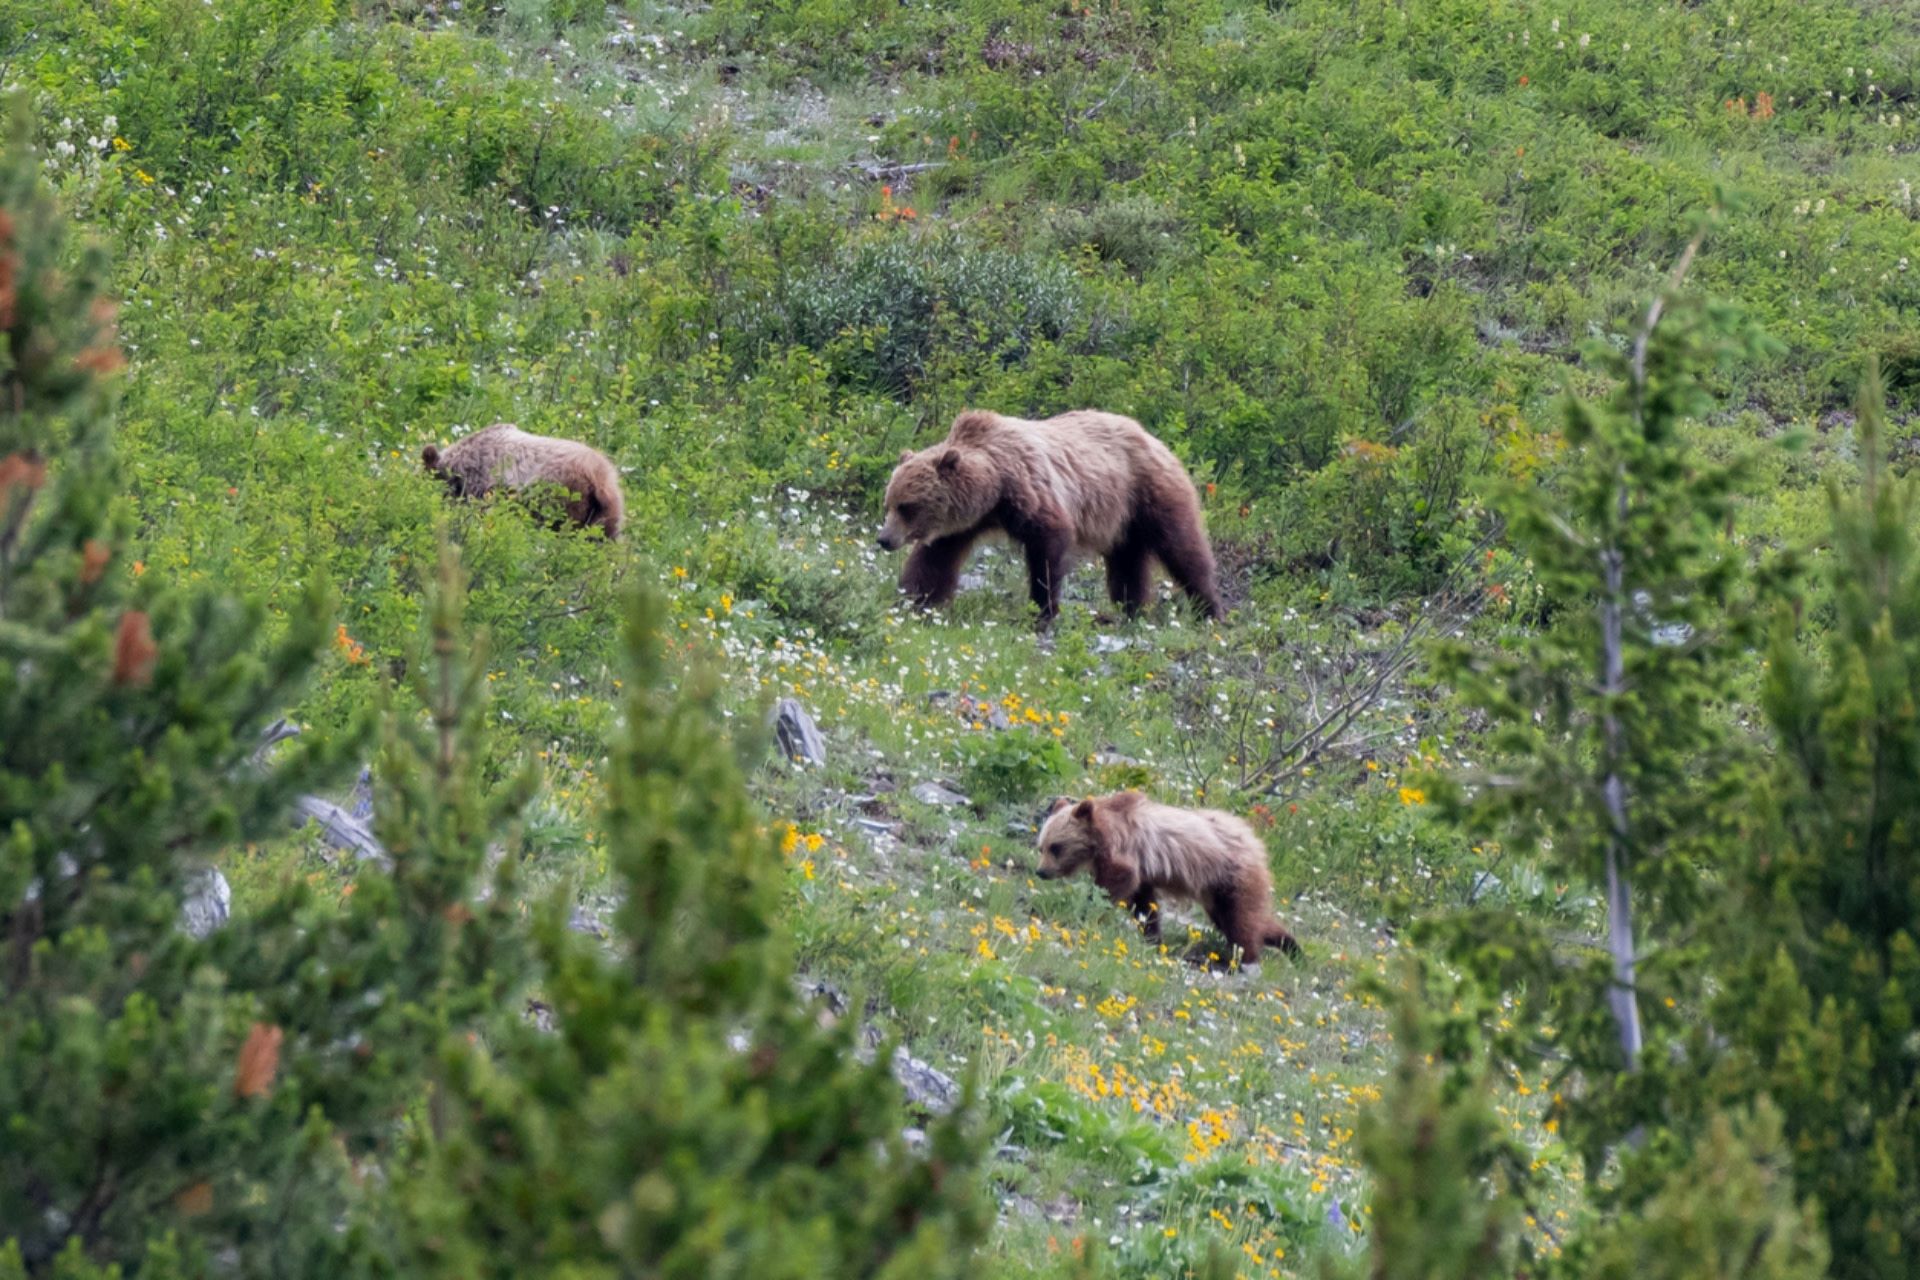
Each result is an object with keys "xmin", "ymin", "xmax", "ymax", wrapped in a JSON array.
[
  {"xmin": 180, "ymin": 867, "xmax": 231, "ymax": 940},
  {"xmin": 987, "ymin": 707, "xmax": 1012, "ymax": 731},
  {"xmin": 890, "ymin": 1045, "xmax": 961, "ymax": 1115},
  {"xmin": 910, "ymin": 781, "xmax": 969, "ymax": 808},
  {"xmin": 772, "ymin": 697, "xmax": 827, "ymax": 767},
  {"xmin": 568, "ymin": 904, "xmax": 610, "ymax": 938},
  {"xmin": 852, "ymin": 817, "xmax": 900, "ymax": 836},
  {"xmin": 1652, "ymin": 621, "xmax": 1694, "ymax": 648},
  {"xmin": 292, "ymin": 794, "xmax": 388, "ymax": 867},
  {"xmin": 1090, "ymin": 634, "xmax": 1131, "ymax": 655}
]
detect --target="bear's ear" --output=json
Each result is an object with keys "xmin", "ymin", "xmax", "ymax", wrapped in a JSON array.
[
  {"xmin": 935, "ymin": 448, "xmax": 961, "ymax": 475},
  {"xmin": 421, "ymin": 444, "xmax": 442, "ymax": 470},
  {"xmin": 1072, "ymin": 797, "xmax": 1096, "ymax": 823},
  {"xmin": 899, "ymin": 448, "xmax": 915, "ymax": 464},
  {"xmin": 1046, "ymin": 796, "xmax": 1075, "ymax": 818}
]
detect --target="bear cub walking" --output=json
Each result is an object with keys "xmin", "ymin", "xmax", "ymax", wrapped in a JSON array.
[
  {"xmin": 878, "ymin": 409, "xmax": 1223, "ymax": 626},
  {"xmin": 422, "ymin": 423, "xmax": 625, "ymax": 541},
  {"xmin": 1036, "ymin": 792, "xmax": 1301, "ymax": 965}
]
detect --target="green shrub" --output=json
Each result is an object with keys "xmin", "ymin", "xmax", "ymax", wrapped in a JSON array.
[
  {"xmin": 961, "ymin": 730, "xmax": 1073, "ymax": 805},
  {"xmin": 787, "ymin": 234, "xmax": 1086, "ymax": 397}
]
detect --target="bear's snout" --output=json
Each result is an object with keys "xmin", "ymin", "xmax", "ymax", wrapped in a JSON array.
[
  {"xmin": 1035, "ymin": 866, "xmax": 1059, "ymax": 880},
  {"xmin": 877, "ymin": 528, "xmax": 901, "ymax": 551}
]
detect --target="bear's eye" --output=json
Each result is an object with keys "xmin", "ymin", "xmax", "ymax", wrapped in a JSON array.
[
  {"xmin": 1047, "ymin": 843, "xmax": 1063, "ymax": 855},
  {"xmin": 897, "ymin": 502, "xmax": 918, "ymax": 520}
]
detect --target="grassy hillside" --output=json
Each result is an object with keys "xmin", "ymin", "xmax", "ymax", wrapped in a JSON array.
[{"xmin": 8, "ymin": 0, "xmax": 1918, "ymax": 1272}]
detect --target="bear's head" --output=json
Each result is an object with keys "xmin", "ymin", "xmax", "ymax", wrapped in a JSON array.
[
  {"xmin": 1035, "ymin": 796, "xmax": 1103, "ymax": 880},
  {"xmin": 877, "ymin": 444, "xmax": 997, "ymax": 551},
  {"xmin": 421, "ymin": 443, "xmax": 469, "ymax": 498}
]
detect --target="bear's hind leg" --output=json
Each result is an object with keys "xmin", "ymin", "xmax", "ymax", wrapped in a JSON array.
[
  {"xmin": 901, "ymin": 531, "xmax": 979, "ymax": 608},
  {"xmin": 1148, "ymin": 507, "xmax": 1225, "ymax": 620},
  {"xmin": 1103, "ymin": 536, "xmax": 1154, "ymax": 616},
  {"xmin": 1204, "ymin": 884, "xmax": 1264, "ymax": 967}
]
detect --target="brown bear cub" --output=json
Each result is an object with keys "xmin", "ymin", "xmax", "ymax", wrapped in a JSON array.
[
  {"xmin": 877, "ymin": 409, "xmax": 1223, "ymax": 627},
  {"xmin": 422, "ymin": 424, "xmax": 624, "ymax": 541},
  {"xmin": 1035, "ymin": 793, "xmax": 1301, "ymax": 966}
]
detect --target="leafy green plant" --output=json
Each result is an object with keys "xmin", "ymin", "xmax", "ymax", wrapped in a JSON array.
[
  {"xmin": 0, "ymin": 101, "xmax": 530, "ymax": 1277},
  {"xmin": 1425, "ymin": 233, "xmax": 1783, "ymax": 1172},
  {"xmin": 383, "ymin": 587, "xmax": 991, "ymax": 1278},
  {"xmin": 786, "ymin": 234, "xmax": 1085, "ymax": 397},
  {"xmin": 1697, "ymin": 365, "xmax": 1920, "ymax": 1279},
  {"xmin": 962, "ymin": 730, "xmax": 1073, "ymax": 805}
]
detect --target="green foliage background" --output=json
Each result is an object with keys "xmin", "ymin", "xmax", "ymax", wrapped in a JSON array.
[{"xmin": 4, "ymin": 0, "xmax": 1919, "ymax": 1275}]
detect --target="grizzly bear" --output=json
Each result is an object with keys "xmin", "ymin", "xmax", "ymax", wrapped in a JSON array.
[
  {"xmin": 421, "ymin": 424, "xmax": 624, "ymax": 540},
  {"xmin": 1035, "ymin": 792, "xmax": 1301, "ymax": 965},
  {"xmin": 877, "ymin": 409, "xmax": 1222, "ymax": 627}
]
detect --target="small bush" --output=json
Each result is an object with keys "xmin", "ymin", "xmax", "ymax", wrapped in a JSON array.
[
  {"xmin": 1039, "ymin": 194, "xmax": 1183, "ymax": 276},
  {"xmin": 961, "ymin": 729, "xmax": 1073, "ymax": 804},
  {"xmin": 786, "ymin": 234, "xmax": 1084, "ymax": 396}
]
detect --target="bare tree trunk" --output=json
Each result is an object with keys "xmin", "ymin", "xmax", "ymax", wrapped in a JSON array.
[
  {"xmin": 1599, "ymin": 534, "xmax": 1642, "ymax": 1071},
  {"xmin": 1595, "ymin": 229, "xmax": 1706, "ymax": 1091}
]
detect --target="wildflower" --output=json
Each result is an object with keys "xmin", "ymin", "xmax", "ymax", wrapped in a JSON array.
[
  {"xmin": 1518, "ymin": 74, "xmax": 1529, "ymax": 86},
  {"xmin": 672, "ymin": 565, "xmax": 687, "ymax": 579},
  {"xmin": 111, "ymin": 136, "xmax": 131, "ymax": 152},
  {"xmin": 1398, "ymin": 786, "xmax": 1426, "ymax": 806},
  {"xmin": 779, "ymin": 824, "xmax": 800, "ymax": 856},
  {"xmin": 333, "ymin": 624, "xmax": 368, "ymax": 666},
  {"xmin": 134, "ymin": 169, "xmax": 155, "ymax": 185}
]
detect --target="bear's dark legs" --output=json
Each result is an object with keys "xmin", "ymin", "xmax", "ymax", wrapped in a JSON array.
[
  {"xmin": 1264, "ymin": 919, "xmax": 1303, "ymax": 960},
  {"xmin": 1152, "ymin": 515, "xmax": 1225, "ymax": 620},
  {"xmin": 900, "ymin": 531, "xmax": 979, "ymax": 607},
  {"xmin": 1126, "ymin": 885, "xmax": 1162, "ymax": 944},
  {"xmin": 1204, "ymin": 883, "xmax": 1265, "ymax": 966},
  {"xmin": 1020, "ymin": 528, "xmax": 1071, "ymax": 627},
  {"xmin": 1104, "ymin": 537, "xmax": 1154, "ymax": 616}
]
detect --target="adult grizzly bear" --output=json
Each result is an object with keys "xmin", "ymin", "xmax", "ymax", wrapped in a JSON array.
[
  {"xmin": 422, "ymin": 423, "xmax": 624, "ymax": 541},
  {"xmin": 1036, "ymin": 792, "xmax": 1301, "ymax": 966},
  {"xmin": 876, "ymin": 409, "xmax": 1223, "ymax": 627}
]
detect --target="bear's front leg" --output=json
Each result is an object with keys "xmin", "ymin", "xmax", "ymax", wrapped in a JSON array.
[
  {"xmin": 900, "ymin": 531, "xmax": 979, "ymax": 608},
  {"xmin": 1126, "ymin": 885, "xmax": 1163, "ymax": 944}
]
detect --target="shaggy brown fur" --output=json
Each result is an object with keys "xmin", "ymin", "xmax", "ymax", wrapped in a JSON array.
[
  {"xmin": 877, "ymin": 409, "xmax": 1222, "ymax": 626},
  {"xmin": 1035, "ymin": 793, "xmax": 1301, "ymax": 965},
  {"xmin": 422, "ymin": 424, "xmax": 624, "ymax": 540}
]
